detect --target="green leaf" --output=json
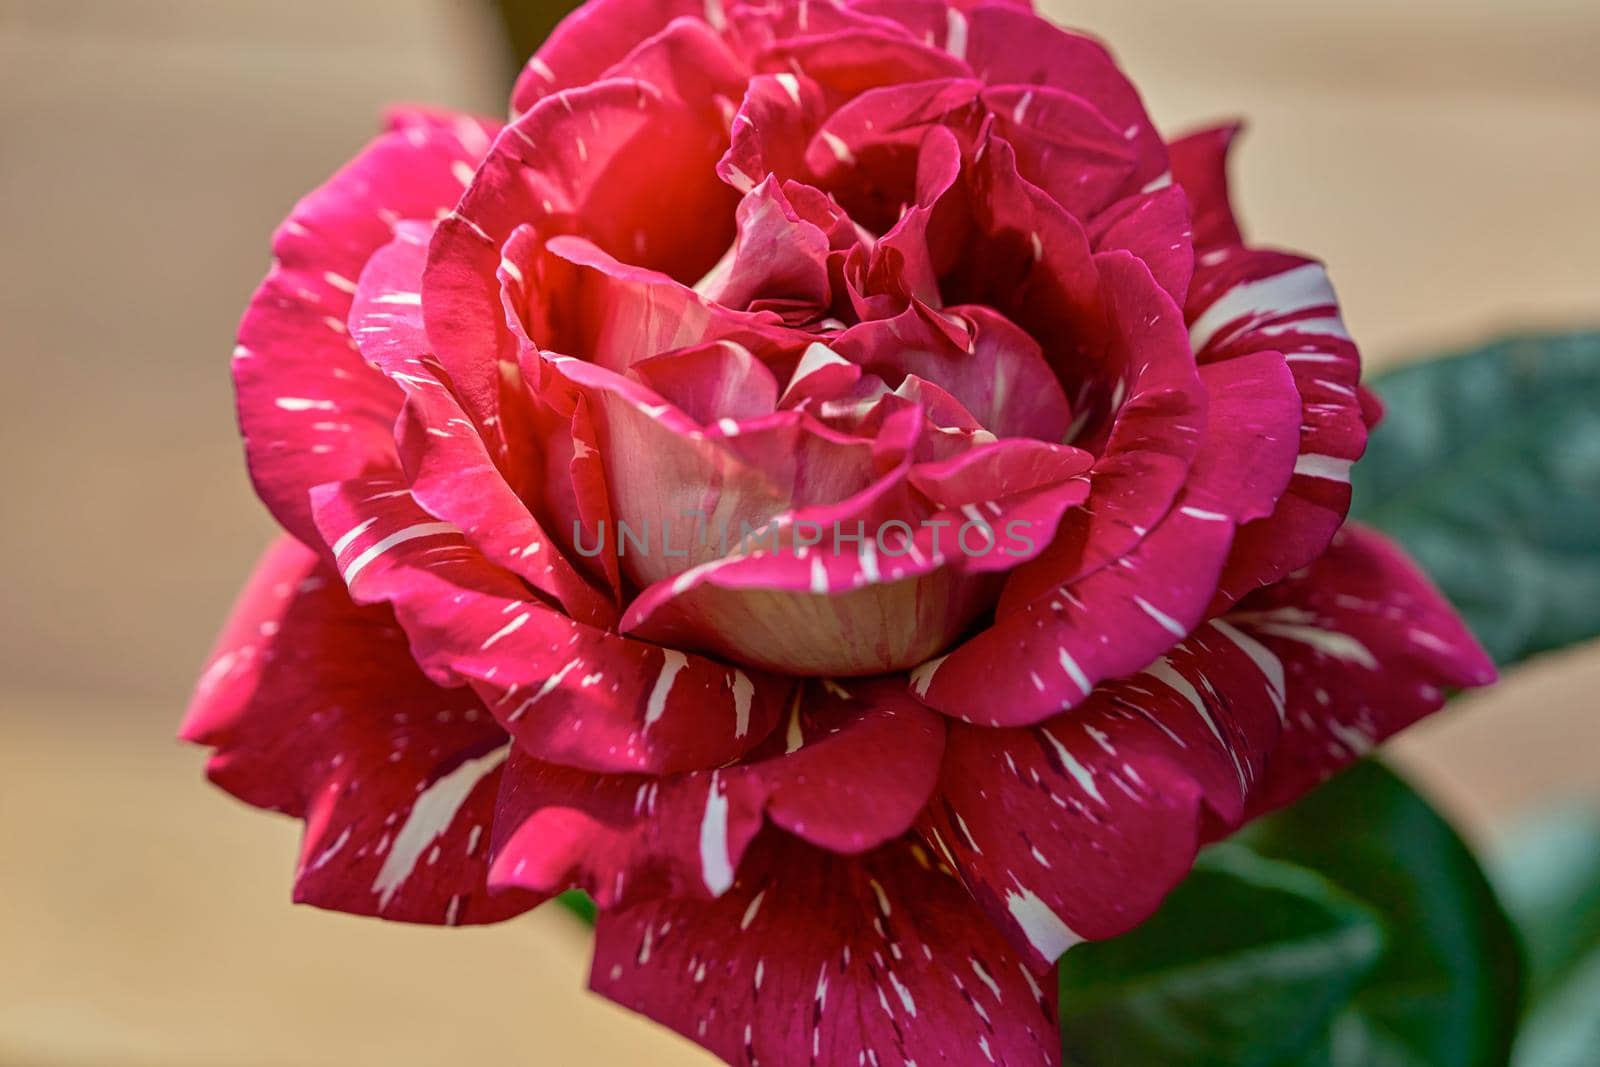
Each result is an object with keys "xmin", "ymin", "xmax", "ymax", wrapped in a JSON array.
[
  {"xmin": 1351, "ymin": 331, "xmax": 1600, "ymax": 666},
  {"xmin": 1240, "ymin": 761, "xmax": 1524, "ymax": 1067},
  {"xmin": 1058, "ymin": 845, "xmax": 1385, "ymax": 1067},
  {"xmin": 557, "ymin": 888, "xmax": 596, "ymax": 924},
  {"xmin": 1491, "ymin": 808, "xmax": 1600, "ymax": 1067},
  {"xmin": 1508, "ymin": 957, "xmax": 1600, "ymax": 1067}
]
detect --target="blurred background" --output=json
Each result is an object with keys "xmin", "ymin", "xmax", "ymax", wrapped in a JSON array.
[{"xmin": 1, "ymin": 0, "xmax": 1596, "ymax": 1063}]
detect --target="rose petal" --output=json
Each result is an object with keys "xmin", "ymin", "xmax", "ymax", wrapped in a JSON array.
[
  {"xmin": 917, "ymin": 262, "xmax": 1301, "ymax": 727},
  {"xmin": 961, "ymin": 4, "xmax": 1168, "ymax": 193},
  {"xmin": 310, "ymin": 476, "xmax": 789, "ymax": 774},
  {"xmin": 181, "ymin": 537, "xmax": 538, "ymax": 925},
  {"xmin": 510, "ymin": 0, "xmax": 703, "ymax": 114},
  {"xmin": 1188, "ymin": 249, "xmax": 1367, "ymax": 607},
  {"xmin": 694, "ymin": 178, "xmax": 834, "ymax": 315},
  {"xmin": 590, "ymin": 834, "xmax": 1060, "ymax": 1067},
  {"xmin": 983, "ymin": 83, "xmax": 1140, "ymax": 219},
  {"xmin": 996, "ymin": 249, "xmax": 1206, "ymax": 614},
  {"xmin": 835, "ymin": 303, "xmax": 1074, "ymax": 440},
  {"xmin": 921, "ymin": 616, "xmax": 1284, "ymax": 965},
  {"xmin": 234, "ymin": 111, "xmax": 497, "ymax": 549},
  {"xmin": 549, "ymin": 348, "xmax": 881, "ymax": 587},
  {"xmin": 1168, "ymin": 123, "xmax": 1245, "ymax": 252},
  {"xmin": 490, "ymin": 678, "xmax": 944, "ymax": 906},
  {"xmin": 1233, "ymin": 524, "xmax": 1497, "ymax": 818},
  {"xmin": 1089, "ymin": 184, "xmax": 1195, "ymax": 305},
  {"xmin": 349, "ymin": 221, "xmax": 617, "ymax": 626},
  {"xmin": 718, "ymin": 72, "xmax": 830, "ymax": 194},
  {"xmin": 632, "ymin": 340, "xmax": 783, "ymax": 424},
  {"xmin": 425, "ymin": 78, "xmax": 739, "ymax": 451},
  {"xmin": 622, "ymin": 434, "xmax": 1090, "ymax": 675}
]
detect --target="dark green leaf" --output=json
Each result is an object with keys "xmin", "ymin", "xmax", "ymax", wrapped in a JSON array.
[
  {"xmin": 1351, "ymin": 331, "xmax": 1600, "ymax": 666},
  {"xmin": 1508, "ymin": 957, "xmax": 1600, "ymax": 1067},
  {"xmin": 1491, "ymin": 808, "xmax": 1600, "ymax": 1067},
  {"xmin": 557, "ymin": 888, "xmax": 596, "ymax": 925},
  {"xmin": 1058, "ymin": 845, "xmax": 1384, "ymax": 1067},
  {"xmin": 1240, "ymin": 761, "xmax": 1523, "ymax": 1067}
]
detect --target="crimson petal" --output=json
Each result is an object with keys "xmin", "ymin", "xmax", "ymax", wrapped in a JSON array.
[
  {"xmin": 182, "ymin": 537, "xmax": 539, "ymax": 925},
  {"xmin": 490, "ymin": 678, "xmax": 944, "ymax": 907},
  {"xmin": 1234, "ymin": 524, "xmax": 1497, "ymax": 818},
  {"xmin": 310, "ymin": 476, "xmax": 788, "ymax": 774},
  {"xmin": 235, "ymin": 110, "xmax": 497, "ymax": 550},
  {"xmin": 591, "ymin": 833, "xmax": 1060, "ymax": 1067}
]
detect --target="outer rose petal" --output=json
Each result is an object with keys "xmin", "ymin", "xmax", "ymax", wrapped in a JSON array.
[
  {"xmin": 489, "ymin": 679, "xmax": 944, "ymax": 907},
  {"xmin": 920, "ymin": 619, "xmax": 1284, "ymax": 966},
  {"xmin": 591, "ymin": 834, "xmax": 1060, "ymax": 1067},
  {"xmin": 920, "ymin": 524, "xmax": 1495, "ymax": 969},
  {"xmin": 1171, "ymin": 124, "xmax": 1368, "ymax": 607},
  {"xmin": 1168, "ymin": 124, "xmax": 1244, "ymax": 253},
  {"xmin": 234, "ymin": 110, "xmax": 497, "ymax": 550},
  {"xmin": 1234, "ymin": 523, "xmax": 1497, "ymax": 818},
  {"xmin": 181, "ymin": 537, "xmax": 539, "ymax": 925},
  {"xmin": 1189, "ymin": 250, "xmax": 1367, "ymax": 607}
]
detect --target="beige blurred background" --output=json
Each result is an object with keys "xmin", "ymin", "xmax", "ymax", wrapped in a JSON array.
[{"xmin": 1, "ymin": 0, "xmax": 1596, "ymax": 1063}]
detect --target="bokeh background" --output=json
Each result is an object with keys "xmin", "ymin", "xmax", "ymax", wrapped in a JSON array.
[{"xmin": 2, "ymin": 0, "xmax": 1596, "ymax": 1063}]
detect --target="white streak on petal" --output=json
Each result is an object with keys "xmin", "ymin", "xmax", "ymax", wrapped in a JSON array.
[
  {"xmin": 1135, "ymin": 596, "xmax": 1187, "ymax": 637},
  {"xmin": 1211, "ymin": 619, "xmax": 1286, "ymax": 722},
  {"xmin": 372, "ymin": 743, "xmax": 508, "ymax": 909},
  {"xmin": 275, "ymin": 397, "xmax": 336, "ymax": 412},
  {"xmin": 480, "ymin": 611, "xmax": 529, "ymax": 650},
  {"xmin": 944, "ymin": 7, "xmax": 969, "ymax": 60},
  {"xmin": 342, "ymin": 522, "xmax": 457, "ymax": 585},
  {"xmin": 1254, "ymin": 622, "xmax": 1378, "ymax": 668},
  {"xmin": 698, "ymin": 774, "xmax": 734, "ymax": 895},
  {"xmin": 331, "ymin": 517, "xmax": 378, "ymax": 559},
  {"xmin": 1041, "ymin": 729, "xmax": 1105, "ymax": 804},
  {"xmin": 730, "ymin": 670, "xmax": 754, "ymax": 738},
  {"xmin": 1140, "ymin": 170, "xmax": 1173, "ymax": 194},
  {"xmin": 506, "ymin": 657, "xmax": 580, "ymax": 721},
  {"xmin": 819, "ymin": 130, "xmax": 856, "ymax": 166},
  {"xmin": 809, "ymin": 555, "xmax": 829, "ymax": 595},
  {"xmin": 740, "ymin": 888, "xmax": 766, "ymax": 930},
  {"xmin": 1146, "ymin": 658, "xmax": 1245, "ymax": 788},
  {"xmin": 1258, "ymin": 315, "xmax": 1351, "ymax": 340},
  {"xmin": 909, "ymin": 654, "xmax": 948, "ymax": 698},
  {"xmin": 1188, "ymin": 263, "xmax": 1337, "ymax": 354},
  {"xmin": 644, "ymin": 650, "xmax": 688, "ymax": 729},
  {"xmin": 1005, "ymin": 887, "xmax": 1083, "ymax": 960},
  {"xmin": 1293, "ymin": 454, "xmax": 1354, "ymax": 483},
  {"xmin": 1057, "ymin": 647, "xmax": 1091, "ymax": 694}
]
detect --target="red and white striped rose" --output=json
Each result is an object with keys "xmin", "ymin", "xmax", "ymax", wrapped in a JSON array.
[{"xmin": 185, "ymin": 2, "xmax": 1494, "ymax": 1062}]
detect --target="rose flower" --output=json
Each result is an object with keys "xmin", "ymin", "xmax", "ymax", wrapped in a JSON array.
[{"xmin": 183, "ymin": 0, "xmax": 1495, "ymax": 1061}]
